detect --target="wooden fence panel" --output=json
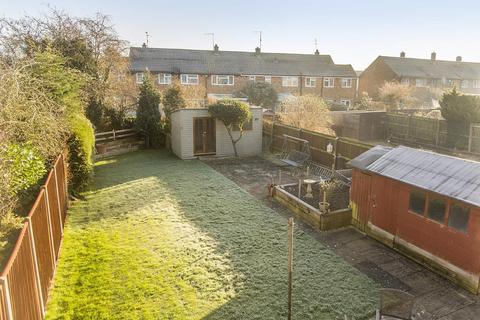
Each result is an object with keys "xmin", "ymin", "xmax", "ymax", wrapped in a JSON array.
[
  {"xmin": 28, "ymin": 189, "xmax": 55, "ymax": 307},
  {"xmin": 3, "ymin": 225, "xmax": 43, "ymax": 320},
  {"xmin": 0, "ymin": 154, "xmax": 68, "ymax": 320},
  {"xmin": 0, "ymin": 283, "xmax": 6, "ymax": 320},
  {"xmin": 55, "ymin": 156, "xmax": 67, "ymax": 222},
  {"xmin": 45, "ymin": 173, "xmax": 62, "ymax": 257}
]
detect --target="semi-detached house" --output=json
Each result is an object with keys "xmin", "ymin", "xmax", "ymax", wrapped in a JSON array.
[{"xmin": 129, "ymin": 46, "xmax": 358, "ymax": 107}]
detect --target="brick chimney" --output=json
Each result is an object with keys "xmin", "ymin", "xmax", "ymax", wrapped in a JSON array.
[
  {"xmin": 456, "ymin": 56, "xmax": 462, "ymax": 62},
  {"xmin": 315, "ymin": 49, "xmax": 320, "ymax": 55},
  {"xmin": 431, "ymin": 52, "xmax": 436, "ymax": 61},
  {"xmin": 255, "ymin": 47, "xmax": 261, "ymax": 55},
  {"xmin": 400, "ymin": 51, "xmax": 405, "ymax": 58}
]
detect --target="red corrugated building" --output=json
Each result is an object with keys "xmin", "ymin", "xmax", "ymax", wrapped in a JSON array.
[{"xmin": 349, "ymin": 146, "xmax": 480, "ymax": 293}]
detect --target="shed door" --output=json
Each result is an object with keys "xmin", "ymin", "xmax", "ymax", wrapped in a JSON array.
[
  {"xmin": 351, "ymin": 170, "xmax": 373, "ymax": 231},
  {"xmin": 194, "ymin": 117, "xmax": 216, "ymax": 155}
]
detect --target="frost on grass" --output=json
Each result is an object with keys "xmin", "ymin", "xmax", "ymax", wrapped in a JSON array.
[{"xmin": 46, "ymin": 150, "xmax": 378, "ymax": 320}]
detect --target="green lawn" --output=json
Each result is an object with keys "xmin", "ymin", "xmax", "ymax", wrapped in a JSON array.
[{"xmin": 46, "ymin": 150, "xmax": 378, "ymax": 320}]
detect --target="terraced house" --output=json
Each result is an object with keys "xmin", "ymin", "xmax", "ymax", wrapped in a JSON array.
[
  {"xmin": 360, "ymin": 52, "xmax": 480, "ymax": 98},
  {"xmin": 129, "ymin": 45, "xmax": 358, "ymax": 107}
]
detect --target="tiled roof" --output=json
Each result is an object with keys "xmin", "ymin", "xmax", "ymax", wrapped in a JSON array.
[
  {"xmin": 351, "ymin": 146, "xmax": 480, "ymax": 207},
  {"xmin": 380, "ymin": 56, "xmax": 480, "ymax": 80},
  {"xmin": 129, "ymin": 47, "xmax": 357, "ymax": 77}
]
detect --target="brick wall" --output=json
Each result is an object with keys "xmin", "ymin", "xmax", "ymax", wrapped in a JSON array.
[{"xmin": 359, "ymin": 58, "xmax": 398, "ymax": 98}]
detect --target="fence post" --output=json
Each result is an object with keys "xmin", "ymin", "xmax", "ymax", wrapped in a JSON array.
[
  {"xmin": 41, "ymin": 187, "xmax": 57, "ymax": 265},
  {"xmin": 53, "ymin": 167, "xmax": 64, "ymax": 233},
  {"xmin": 270, "ymin": 121, "xmax": 275, "ymax": 152},
  {"xmin": 406, "ymin": 114, "xmax": 412, "ymax": 140},
  {"xmin": 25, "ymin": 217, "xmax": 45, "ymax": 316},
  {"xmin": 468, "ymin": 123, "xmax": 474, "ymax": 152},
  {"xmin": 435, "ymin": 119, "xmax": 441, "ymax": 147},
  {"xmin": 0, "ymin": 277, "xmax": 13, "ymax": 320},
  {"xmin": 113, "ymin": 129, "xmax": 116, "ymax": 141}
]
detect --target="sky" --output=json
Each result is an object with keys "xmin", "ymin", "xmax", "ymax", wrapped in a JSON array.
[{"xmin": 2, "ymin": 0, "xmax": 480, "ymax": 70}]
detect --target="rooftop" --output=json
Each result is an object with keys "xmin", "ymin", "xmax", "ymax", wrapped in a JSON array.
[
  {"xmin": 379, "ymin": 55, "xmax": 480, "ymax": 80},
  {"xmin": 129, "ymin": 47, "xmax": 357, "ymax": 77},
  {"xmin": 350, "ymin": 146, "xmax": 480, "ymax": 207}
]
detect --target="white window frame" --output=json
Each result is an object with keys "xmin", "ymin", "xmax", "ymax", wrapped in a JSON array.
[
  {"xmin": 305, "ymin": 77, "xmax": 316, "ymax": 88},
  {"xmin": 473, "ymin": 80, "xmax": 480, "ymax": 89},
  {"xmin": 212, "ymin": 75, "xmax": 234, "ymax": 86},
  {"xmin": 158, "ymin": 73, "xmax": 172, "ymax": 85},
  {"xmin": 461, "ymin": 80, "xmax": 469, "ymax": 89},
  {"xmin": 415, "ymin": 78, "xmax": 428, "ymax": 87},
  {"xmin": 248, "ymin": 75, "xmax": 256, "ymax": 82},
  {"xmin": 324, "ymin": 77, "xmax": 335, "ymax": 88},
  {"xmin": 181, "ymin": 74, "xmax": 199, "ymax": 85},
  {"xmin": 340, "ymin": 99, "xmax": 351, "ymax": 107},
  {"xmin": 282, "ymin": 76, "xmax": 299, "ymax": 87},
  {"xmin": 341, "ymin": 78, "xmax": 353, "ymax": 88},
  {"xmin": 264, "ymin": 76, "xmax": 272, "ymax": 83},
  {"xmin": 135, "ymin": 72, "xmax": 144, "ymax": 84}
]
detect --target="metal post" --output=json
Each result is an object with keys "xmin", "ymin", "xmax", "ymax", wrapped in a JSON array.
[
  {"xmin": 298, "ymin": 179, "xmax": 302, "ymax": 198},
  {"xmin": 468, "ymin": 123, "xmax": 474, "ymax": 152},
  {"xmin": 287, "ymin": 218, "xmax": 294, "ymax": 320},
  {"xmin": 113, "ymin": 129, "xmax": 116, "ymax": 141}
]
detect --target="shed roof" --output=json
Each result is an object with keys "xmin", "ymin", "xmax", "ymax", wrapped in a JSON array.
[
  {"xmin": 348, "ymin": 145, "xmax": 392, "ymax": 171},
  {"xmin": 352, "ymin": 146, "xmax": 480, "ymax": 207},
  {"xmin": 380, "ymin": 56, "xmax": 480, "ymax": 80},
  {"xmin": 129, "ymin": 47, "xmax": 357, "ymax": 77}
]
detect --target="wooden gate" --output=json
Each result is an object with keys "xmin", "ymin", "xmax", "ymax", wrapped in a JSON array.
[{"xmin": 193, "ymin": 117, "xmax": 216, "ymax": 155}]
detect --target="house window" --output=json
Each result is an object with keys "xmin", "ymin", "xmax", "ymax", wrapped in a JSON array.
[
  {"xmin": 415, "ymin": 78, "xmax": 428, "ymax": 87},
  {"xmin": 409, "ymin": 191, "xmax": 426, "ymax": 215},
  {"xmin": 431, "ymin": 79, "xmax": 442, "ymax": 87},
  {"xmin": 248, "ymin": 75, "xmax": 256, "ymax": 82},
  {"xmin": 461, "ymin": 80, "xmax": 469, "ymax": 89},
  {"xmin": 282, "ymin": 76, "xmax": 299, "ymax": 87},
  {"xmin": 427, "ymin": 197, "xmax": 446, "ymax": 223},
  {"xmin": 305, "ymin": 77, "xmax": 316, "ymax": 87},
  {"xmin": 448, "ymin": 203, "xmax": 470, "ymax": 232},
  {"xmin": 324, "ymin": 77, "xmax": 335, "ymax": 88},
  {"xmin": 135, "ymin": 72, "xmax": 144, "ymax": 84},
  {"xmin": 401, "ymin": 78, "xmax": 410, "ymax": 85},
  {"xmin": 340, "ymin": 99, "xmax": 351, "ymax": 107},
  {"xmin": 473, "ymin": 80, "xmax": 480, "ymax": 88},
  {"xmin": 212, "ymin": 75, "xmax": 234, "ymax": 86},
  {"xmin": 264, "ymin": 76, "xmax": 272, "ymax": 83},
  {"xmin": 232, "ymin": 118, "xmax": 253, "ymax": 131},
  {"xmin": 443, "ymin": 78, "xmax": 455, "ymax": 87},
  {"xmin": 181, "ymin": 74, "xmax": 199, "ymax": 85},
  {"xmin": 341, "ymin": 78, "xmax": 352, "ymax": 88},
  {"xmin": 158, "ymin": 73, "xmax": 172, "ymax": 85}
]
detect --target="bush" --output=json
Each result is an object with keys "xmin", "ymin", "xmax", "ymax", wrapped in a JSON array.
[
  {"xmin": 67, "ymin": 114, "xmax": 95, "ymax": 192},
  {"xmin": 208, "ymin": 99, "xmax": 251, "ymax": 157},
  {"xmin": 1, "ymin": 143, "xmax": 46, "ymax": 195},
  {"xmin": 235, "ymin": 81, "xmax": 278, "ymax": 109}
]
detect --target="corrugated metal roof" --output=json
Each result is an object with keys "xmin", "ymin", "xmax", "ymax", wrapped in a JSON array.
[
  {"xmin": 364, "ymin": 146, "xmax": 480, "ymax": 207},
  {"xmin": 380, "ymin": 56, "xmax": 480, "ymax": 80},
  {"xmin": 129, "ymin": 47, "xmax": 357, "ymax": 77},
  {"xmin": 348, "ymin": 145, "xmax": 392, "ymax": 171}
]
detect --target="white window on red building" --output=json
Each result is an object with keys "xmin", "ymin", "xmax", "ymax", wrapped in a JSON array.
[{"xmin": 181, "ymin": 74, "xmax": 199, "ymax": 85}]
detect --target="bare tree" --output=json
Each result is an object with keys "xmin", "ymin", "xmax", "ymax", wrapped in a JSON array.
[
  {"xmin": 378, "ymin": 81, "xmax": 414, "ymax": 110},
  {"xmin": 279, "ymin": 95, "xmax": 334, "ymax": 135}
]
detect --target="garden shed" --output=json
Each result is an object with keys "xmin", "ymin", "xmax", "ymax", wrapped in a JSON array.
[
  {"xmin": 349, "ymin": 145, "xmax": 480, "ymax": 293},
  {"xmin": 171, "ymin": 106, "xmax": 263, "ymax": 159}
]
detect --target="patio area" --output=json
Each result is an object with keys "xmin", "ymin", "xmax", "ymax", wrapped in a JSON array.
[{"xmin": 203, "ymin": 155, "xmax": 480, "ymax": 320}]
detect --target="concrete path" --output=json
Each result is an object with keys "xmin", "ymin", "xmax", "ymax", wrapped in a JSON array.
[{"xmin": 203, "ymin": 155, "xmax": 480, "ymax": 320}]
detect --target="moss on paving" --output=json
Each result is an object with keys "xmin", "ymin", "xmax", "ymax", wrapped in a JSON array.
[{"xmin": 46, "ymin": 150, "xmax": 378, "ymax": 319}]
